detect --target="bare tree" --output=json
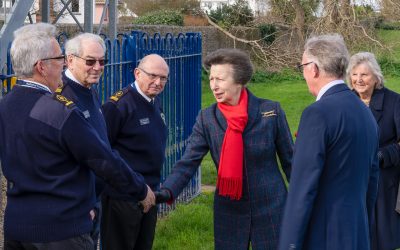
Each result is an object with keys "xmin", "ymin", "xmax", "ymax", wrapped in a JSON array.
[
  {"xmin": 123, "ymin": 0, "xmax": 200, "ymax": 16},
  {"xmin": 202, "ymin": 0, "xmax": 388, "ymax": 70},
  {"xmin": 381, "ymin": 0, "xmax": 400, "ymax": 21},
  {"xmin": 291, "ymin": 0, "xmax": 305, "ymax": 43}
]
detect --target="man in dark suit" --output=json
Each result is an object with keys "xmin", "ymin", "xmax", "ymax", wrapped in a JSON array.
[{"xmin": 278, "ymin": 34, "xmax": 380, "ymax": 250}]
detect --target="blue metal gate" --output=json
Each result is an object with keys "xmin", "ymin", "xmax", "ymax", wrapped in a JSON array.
[{"xmin": 1, "ymin": 30, "xmax": 203, "ymax": 216}]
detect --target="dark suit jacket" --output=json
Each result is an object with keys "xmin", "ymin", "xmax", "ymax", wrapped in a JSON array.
[
  {"xmin": 367, "ymin": 87, "xmax": 400, "ymax": 250},
  {"xmin": 163, "ymin": 89, "xmax": 293, "ymax": 250},
  {"xmin": 279, "ymin": 84, "xmax": 380, "ymax": 250}
]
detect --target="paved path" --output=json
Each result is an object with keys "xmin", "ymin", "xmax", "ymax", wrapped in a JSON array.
[{"xmin": 201, "ymin": 184, "xmax": 215, "ymax": 193}]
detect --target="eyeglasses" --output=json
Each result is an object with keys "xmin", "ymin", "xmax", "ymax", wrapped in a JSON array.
[
  {"xmin": 138, "ymin": 68, "xmax": 168, "ymax": 83},
  {"xmin": 297, "ymin": 61, "xmax": 315, "ymax": 72},
  {"xmin": 34, "ymin": 55, "xmax": 66, "ymax": 66},
  {"xmin": 73, "ymin": 55, "xmax": 108, "ymax": 66}
]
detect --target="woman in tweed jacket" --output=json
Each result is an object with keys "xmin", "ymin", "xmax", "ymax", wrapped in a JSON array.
[{"xmin": 158, "ymin": 48, "xmax": 293, "ymax": 250}]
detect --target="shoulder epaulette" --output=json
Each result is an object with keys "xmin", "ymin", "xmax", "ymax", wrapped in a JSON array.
[
  {"xmin": 54, "ymin": 84, "xmax": 65, "ymax": 94},
  {"xmin": 54, "ymin": 94, "xmax": 75, "ymax": 108},
  {"xmin": 109, "ymin": 88, "xmax": 129, "ymax": 103}
]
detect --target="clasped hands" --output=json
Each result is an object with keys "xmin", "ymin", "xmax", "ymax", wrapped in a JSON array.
[{"xmin": 139, "ymin": 186, "xmax": 171, "ymax": 213}]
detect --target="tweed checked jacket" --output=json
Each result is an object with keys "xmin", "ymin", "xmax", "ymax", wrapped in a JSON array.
[{"xmin": 163, "ymin": 89, "xmax": 293, "ymax": 250}]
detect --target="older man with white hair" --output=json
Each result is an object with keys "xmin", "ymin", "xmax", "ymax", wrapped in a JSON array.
[{"xmin": 0, "ymin": 23, "xmax": 154, "ymax": 250}]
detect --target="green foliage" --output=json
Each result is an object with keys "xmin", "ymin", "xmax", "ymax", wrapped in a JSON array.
[
  {"xmin": 269, "ymin": 0, "xmax": 319, "ymax": 24},
  {"xmin": 208, "ymin": 0, "xmax": 254, "ymax": 28},
  {"xmin": 258, "ymin": 24, "xmax": 276, "ymax": 45},
  {"xmin": 251, "ymin": 69, "xmax": 303, "ymax": 83},
  {"xmin": 375, "ymin": 30, "xmax": 400, "ymax": 65},
  {"xmin": 201, "ymin": 154, "xmax": 216, "ymax": 185},
  {"xmin": 354, "ymin": 4, "xmax": 375, "ymax": 18},
  {"xmin": 376, "ymin": 21, "xmax": 400, "ymax": 30},
  {"xmin": 127, "ymin": 0, "xmax": 200, "ymax": 16},
  {"xmin": 132, "ymin": 10, "xmax": 184, "ymax": 26},
  {"xmin": 154, "ymin": 193, "xmax": 214, "ymax": 250},
  {"xmin": 378, "ymin": 56, "xmax": 400, "ymax": 77}
]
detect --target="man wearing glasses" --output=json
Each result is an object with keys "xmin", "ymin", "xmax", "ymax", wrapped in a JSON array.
[
  {"xmin": 58, "ymin": 33, "xmax": 110, "ymax": 249},
  {"xmin": 59, "ymin": 33, "xmax": 157, "ymax": 248},
  {"xmin": 0, "ymin": 23, "xmax": 154, "ymax": 249},
  {"xmin": 101, "ymin": 54, "xmax": 169, "ymax": 250},
  {"xmin": 278, "ymin": 34, "xmax": 379, "ymax": 250}
]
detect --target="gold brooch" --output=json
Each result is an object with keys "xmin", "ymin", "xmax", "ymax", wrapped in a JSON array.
[{"xmin": 261, "ymin": 110, "xmax": 276, "ymax": 117}]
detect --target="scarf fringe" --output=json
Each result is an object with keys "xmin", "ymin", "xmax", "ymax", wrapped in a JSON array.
[{"xmin": 216, "ymin": 176, "xmax": 243, "ymax": 200}]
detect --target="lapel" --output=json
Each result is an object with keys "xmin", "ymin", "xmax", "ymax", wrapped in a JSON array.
[
  {"xmin": 369, "ymin": 88, "xmax": 384, "ymax": 123},
  {"xmin": 244, "ymin": 90, "xmax": 260, "ymax": 133},
  {"xmin": 320, "ymin": 83, "xmax": 349, "ymax": 100},
  {"xmin": 214, "ymin": 88, "xmax": 260, "ymax": 133}
]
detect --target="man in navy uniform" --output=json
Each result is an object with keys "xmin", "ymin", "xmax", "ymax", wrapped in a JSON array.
[
  {"xmin": 58, "ymin": 32, "xmax": 109, "ymax": 247},
  {"xmin": 0, "ymin": 23, "xmax": 155, "ymax": 250},
  {"xmin": 101, "ymin": 54, "xmax": 169, "ymax": 250}
]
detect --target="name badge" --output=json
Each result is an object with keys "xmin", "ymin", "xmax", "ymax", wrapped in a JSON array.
[
  {"xmin": 140, "ymin": 118, "xmax": 150, "ymax": 125},
  {"xmin": 83, "ymin": 110, "xmax": 90, "ymax": 119}
]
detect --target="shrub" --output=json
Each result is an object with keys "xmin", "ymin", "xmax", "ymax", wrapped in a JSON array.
[
  {"xmin": 378, "ymin": 56, "xmax": 400, "ymax": 77},
  {"xmin": 208, "ymin": 0, "xmax": 254, "ymax": 29},
  {"xmin": 258, "ymin": 24, "xmax": 276, "ymax": 45},
  {"xmin": 250, "ymin": 68, "xmax": 303, "ymax": 84},
  {"xmin": 375, "ymin": 21, "xmax": 400, "ymax": 30},
  {"xmin": 133, "ymin": 10, "xmax": 184, "ymax": 26}
]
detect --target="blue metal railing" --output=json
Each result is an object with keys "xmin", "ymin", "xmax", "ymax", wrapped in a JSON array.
[{"xmin": 0, "ymin": 30, "xmax": 203, "ymax": 216}]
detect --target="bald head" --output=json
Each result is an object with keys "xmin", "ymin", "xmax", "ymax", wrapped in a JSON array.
[
  {"xmin": 134, "ymin": 54, "xmax": 169, "ymax": 98},
  {"xmin": 138, "ymin": 54, "xmax": 169, "ymax": 75}
]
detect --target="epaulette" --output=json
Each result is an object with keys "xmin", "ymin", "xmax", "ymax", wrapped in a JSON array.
[
  {"xmin": 54, "ymin": 84, "xmax": 65, "ymax": 94},
  {"xmin": 109, "ymin": 88, "xmax": 129, "ymax": 103},
  {"xmin": 53, "ymin": 94, "xmax": 75, "ymax": 108}
]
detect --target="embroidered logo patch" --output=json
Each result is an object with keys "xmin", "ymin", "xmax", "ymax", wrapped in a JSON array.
[
  {"xmin": 82, "ymin": 110, "xmax": 90, "ymax": 119},
  {"xmin": 140, "ymin": 118, "xmax": 150, "ymax": 125}
]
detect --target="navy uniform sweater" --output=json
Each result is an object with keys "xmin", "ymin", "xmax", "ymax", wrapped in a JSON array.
[
  {"xmin": 61, "ymin": 71, "xmax": 108, "ymax": 142},
  {"xmin": 0, "ymin": 82, "xmax": 147, "ymax": 242},
  {"xmin": 102, "ymin": 84, "xmax": 167, "ymax": 200},
  {"xmin": 60, "ymin": 72, "xmax": 108, "ymax": 196}
]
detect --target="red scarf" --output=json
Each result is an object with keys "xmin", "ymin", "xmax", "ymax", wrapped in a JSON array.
[{"xmin": 216, "ymin": 89, "xmax": 248, "ymax": 200}]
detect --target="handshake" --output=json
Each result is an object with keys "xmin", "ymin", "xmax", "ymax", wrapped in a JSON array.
[{"xmin": 139, "ymin": 186, "xmax": 171, "ymax": 213}]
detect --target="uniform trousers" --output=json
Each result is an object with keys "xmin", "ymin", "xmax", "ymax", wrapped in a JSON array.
[
  {"xmin": 4, "ymin": 234, "xmax": 93, "ymax": 250},
  {"xmin": 101, "ymin": 196, "xmax": 157, "ymax": 250}
]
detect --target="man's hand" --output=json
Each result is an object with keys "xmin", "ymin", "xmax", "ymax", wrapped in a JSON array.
[
  {"xmin": 139, "ymin": 185, "xmax": 155, "ymax": 213},
  {"xmin": 154, "ymin": 188, "xmax": 171, "ymax": 204}
]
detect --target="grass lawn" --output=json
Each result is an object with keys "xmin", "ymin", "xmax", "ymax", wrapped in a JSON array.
[{"xmin": 154, "ymin": 29, "xmax": 400, "ymax": 249}]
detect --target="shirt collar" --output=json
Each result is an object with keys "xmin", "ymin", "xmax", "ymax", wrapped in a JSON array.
[
  {"xmin": 65, "ymin": 69, "xmax": 90, "ymax": 89},
  {"xmin": 22, "ymin": 80, "xmax": 52, "ymax": 93},
  {"xmin": 133, "ymin": 81, "xmax": 153, "ymax": 103},
  {"xmin": 316, "ymin": 79, "xmax": 345, "ymax": 101}
]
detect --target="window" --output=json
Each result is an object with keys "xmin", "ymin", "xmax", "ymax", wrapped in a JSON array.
[{"xmin": 71, "ymin": 0, "xmax": 79, "ymax": 13}]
